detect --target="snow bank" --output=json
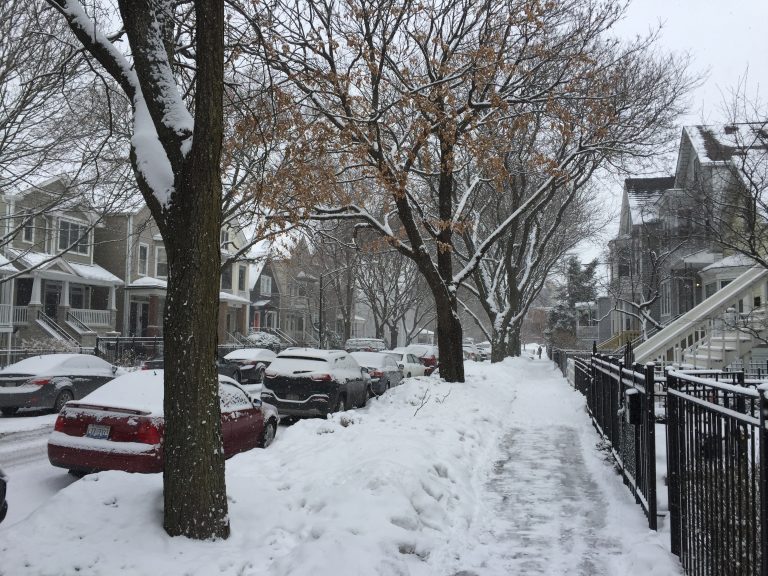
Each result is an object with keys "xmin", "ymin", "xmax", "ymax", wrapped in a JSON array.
[{"xmin": 0, "ymin": 358, "xmax": 681, "ymax": 576}]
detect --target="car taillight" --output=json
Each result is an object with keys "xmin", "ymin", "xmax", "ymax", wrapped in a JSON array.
[
  {"xmin": 135, "ymin": 420, "xmax": 163, "ymax": 445},
  {"xmin": 311, "ymin": 373, "xmax": 333, "ymax": 381},
  {"xmin": 265, "ymin": 370, "xmax": 277, "ymax": 379},
  {"xmin": 371, "ymin": 370, "xmax": 384, "ymax": 378},
  {"xmin": 422, "ymin": 356, "xmax": 436, "ymax": 366},
  {"xmin": 28, "ymin": 377, "xmax": 51, "ymax": 386},
  {"xmin": 54, "ymin": 414, "xmax": 66, "ymax": 432}
]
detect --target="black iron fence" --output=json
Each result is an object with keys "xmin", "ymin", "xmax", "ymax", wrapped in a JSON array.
[
  {"xmin": 666, "ymin": 369, "xmax": 767, "ymax": 576},
  {"xmin": 94, "ymin": 336, "xmax": 163, "ymax": 366},
  {"xmin": 581, "ymin": 354, "xmax": 658, "ymax": 530}
]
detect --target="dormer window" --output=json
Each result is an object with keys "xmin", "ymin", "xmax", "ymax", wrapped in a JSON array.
[{"xmin": 58, "ymin": 219, "xmax": 89, "ymax": 255}]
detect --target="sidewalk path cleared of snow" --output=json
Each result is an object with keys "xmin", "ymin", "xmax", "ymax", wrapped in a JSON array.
[{"xmin": 0, "ymin": 357, "xmax": 681, "ymax": 576}]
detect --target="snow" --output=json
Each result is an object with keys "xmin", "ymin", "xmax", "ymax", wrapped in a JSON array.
[
  {"xmin": 0, "ymin": 354, "xmax": 95, "ymax": 376},
  {"xmin": 0, "ymin": 358, "xmax": 681, "ymax": 576},
  {"xmin": 223, "ymin": 348, "xmax": 276, "ymax": 362},
  {"xmin": 68, "ymin": 262, "xmax": 124, "ymax": 285},
  {"xmin": 701, "ymin": 253, "xmax": 757, "ymax": 271},
  {"xmin": 127, "ymin": 276, "xmax": 252, "ymax": 304}
]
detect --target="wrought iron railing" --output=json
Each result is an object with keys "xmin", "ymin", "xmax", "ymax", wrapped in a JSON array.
[{"xmin": 666, "ymin": 369, "xmax": 767, "ymax": 576}]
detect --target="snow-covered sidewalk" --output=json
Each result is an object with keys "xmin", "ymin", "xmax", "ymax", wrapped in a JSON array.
[{"xmin": 0, "ymin": 357, "xmax": 681, "ymax": 576}]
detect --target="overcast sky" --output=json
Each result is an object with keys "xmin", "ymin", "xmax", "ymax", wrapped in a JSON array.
[{"xmin": 577, "ymin": 0, "xmax": 768, "ymax": 263}]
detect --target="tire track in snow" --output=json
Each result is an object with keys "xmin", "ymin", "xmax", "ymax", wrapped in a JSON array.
[{"xmin": 0, "ymin": 426, "xmax": 51, "ymax": 469}]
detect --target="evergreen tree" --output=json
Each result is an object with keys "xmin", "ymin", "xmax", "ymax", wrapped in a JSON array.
[{"xmin": 548, "ymin": 257, "xmax": 598, "ymax": 347}]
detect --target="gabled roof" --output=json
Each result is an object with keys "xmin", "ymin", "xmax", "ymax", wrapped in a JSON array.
[{"xmin": 623, "ymin": 176, "xmax": 674, "ymax": 227}]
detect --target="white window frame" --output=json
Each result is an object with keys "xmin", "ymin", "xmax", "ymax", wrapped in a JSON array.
[
  {"xmin": 260, "ymin": 275, "xmax": 272, "ymax": 295},
  {"xmin": 21, "ymin": 210, "xmax": 34, "ymax": 244},
  {"xmin": 58, "ymin": 218, "xmax": 90, "ymax": 255},
  {"xmin": 138, "ymin": 243, "xmax": 149, "ymax": 276},
  {"xmin": 155, "ymin": 246, "xmax": 168, "ymax": 278}
]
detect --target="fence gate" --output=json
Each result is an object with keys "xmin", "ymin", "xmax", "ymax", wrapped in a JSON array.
[{"xmin": 667, "ymin": 369, "xmax": 767, "ymax": 576}]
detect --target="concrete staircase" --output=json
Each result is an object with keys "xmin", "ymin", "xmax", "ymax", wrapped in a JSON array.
[{"xmin": 634, "ymin": 266, "xmax": 768, "ymax": 368}]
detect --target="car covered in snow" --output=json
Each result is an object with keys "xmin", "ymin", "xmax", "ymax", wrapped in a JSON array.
[
  {"xmin": 217, "ymin": 348, "xmax": 277, "ymax": 385},
  {"xmin": 404, "ymin": 345, "xmax": 440, "ymax": 375},
  {"xmin": 350, "ymin": 351, "xmax": 403, "ymax": 395},
  {"xmin": 344, "ymin": 338, "xmax": 386, "ymax": 352},
  {"xmin": 48, "ymin": 370, "xmax": 278, "ymax": 475},
  {"xmin": 0, "ymin": 354, "xmax": 120, "ymax": 416},
  {"xmin": 0, "ymin": 467, "xmax": 7, "ymax": 524},
  {"xmin": 261, "ymin": 348, "xmax": 368, "ymax": 417},
  {"xmin": 383, "ymin": 350, "xmax": 426, "ymax": 377}
]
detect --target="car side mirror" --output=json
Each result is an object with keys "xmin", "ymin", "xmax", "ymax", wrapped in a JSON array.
[
  {"xmin": 111, "ymin": 365, "xmax": 118, "ymax": 374},
  {"xmin": 251, "ymin": 397, "xmax": 262, "ymax": 407},
  {"xmin": 398, "ymin": 363, "xmax": 404, "ymax": 369},
  {"xmin": 361, "ymin": 367, "xmax": 369, "ymax": 374}
]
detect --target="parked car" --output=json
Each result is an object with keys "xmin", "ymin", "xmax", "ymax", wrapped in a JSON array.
[
  {"xmin": 462, "ymin": 342, "xmax": 480, "ymax": 361},
  {"xmin": 405, "ymin": 345, "xmax": 440, "ymax": 375},
  {"xmin": 0, "ymin": 468, "xmax": 7, "ymax": 524},
  {"xmin": 350, "ymin": 352, "xmax": 403, "ymax": 395},
  {"xmin": 383, "ymin": 351, "xmax": 426, "ymax": 377},
  {"xmin": 48, "ymin": 371, "xmax": 278, "ymax": 475},
  {"xmin": 344, "ymin": 338, "xmax": 386, "ymax": 352},
  {"xmin": 476, "ymin": 341, "xmax": 492, "ymax": 361},
  {"xmin": 0, "ymin": 354, "xmax": 120, "ymax": 416},
  {"xmin": 262, "ymin": 348, "xmax": 368, "ymax": 418},
  {"xmin": 217, "ymin": 348, "xmax": 277, "ymax": 385}
]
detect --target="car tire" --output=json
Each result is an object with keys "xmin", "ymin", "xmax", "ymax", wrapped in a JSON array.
[
  {"xmin": 260, "ymin": 420, "xmax": 277, "ymax": 448},
  {"xmin": 0, "ymin": 407, "xmax": 18, "ymax": 416},
  {"xmin": 53, "ymin": 390, "xmax": 74, "ymax": 412},
  {"xmin": 68, "ymin": 469, "xmax": 88, "ymax": 478},
  {"xmin": 334, "ymin": 395, "xmax": 346, "ymax": 414},
  {"xmin": 407, "ymin": 372, "xmax": 412, "ymax": 378}
]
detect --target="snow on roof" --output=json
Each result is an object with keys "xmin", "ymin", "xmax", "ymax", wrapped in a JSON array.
[
  {"xmin": 128, "ymin": 276, "xmax": 252, "ymax": 304},
  {"xmin": 68, "ymin": 262, "xmax": 123, "ymax": 285},
  {"xmin": 702, "ymin": 253, "xmax": 757, "ymax": 271},
  {"xmin": 252, "ymin": 299, "xmax": 271, "ymax": 307},
  {"xmin": 684, "ymin": 124, "xmax": 768, "ymax": 164},
  {"xmin": 219, "ymin": 292, "xmax": 252, "ymax": 305},
  {"xmin": 127, "ymin": 276, "xmax": 167, "ymax": 289},
  {"xmin": 681, "ymin": 249, "xmax": 720, "ymax": 265},
  {"xmin": 5, "ymin": 250, "xmax": 122, "ymax": 285},
  {"xmin": 624, "ymin": 177, "xmax": 673, "ymax": 225},
  {"xmin": 0, "ymin": 254, "xmax": 18, "ymax": 274}
]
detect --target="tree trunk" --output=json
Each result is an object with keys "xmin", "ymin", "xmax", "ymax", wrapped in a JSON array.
[
  {"xmin": 162, "ymin": 179, "xmax": 228, "ymax": 539},
  {"xmin": 433, "ymin": 290, "xmax": 464, "ymax": 382},
  {"xmin": 161, "ymin": 0, "xmax": 228, "ymax": 540},
  {"xmin": 388, "ymin": 324, "xmax": 399, "ymax": 349},
  {"xmin": 506, "ymin": 327, "xmax": 521, "ymax": 357},
  {"xmin": 490, "ymin": 329, "xmax": 507, "ymax": 363}
]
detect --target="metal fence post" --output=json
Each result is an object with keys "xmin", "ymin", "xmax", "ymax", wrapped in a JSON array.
[
  {"xmin": 645, "ymin": 362, "xmax": 658, "ymax": 530},
  {"xmin": 667, "ymin": 369, "xmax": 681, "ymax": 556},
  {"xmin": 759, "ymin": 383, "xmax": 768, "ymax": 576}
]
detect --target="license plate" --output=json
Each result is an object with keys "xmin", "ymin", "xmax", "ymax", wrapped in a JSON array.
[
  {"xmin": 285, "ymin": 393, "xmax": 303, "ymax": 401},
  {"xmin": 86, "ymin": 424, "xmax": 111, "ymax": 440}
]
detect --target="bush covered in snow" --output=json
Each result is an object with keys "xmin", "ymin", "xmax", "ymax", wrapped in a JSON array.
[{"xmin": 246, "ymin": 331, "xmax": 283, "ymax": 350}]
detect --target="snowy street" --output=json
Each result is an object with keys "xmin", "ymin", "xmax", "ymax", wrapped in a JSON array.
[{"xmin": 0, "ymin": 358, "xmax": 681, "ymax": 576}]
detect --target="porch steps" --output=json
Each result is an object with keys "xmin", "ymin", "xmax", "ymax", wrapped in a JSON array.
[{"xmin": 634, "ymin": 266, "xmax": 768, "ymax": 368}]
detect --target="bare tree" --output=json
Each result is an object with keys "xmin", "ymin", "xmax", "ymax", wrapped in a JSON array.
[
  {"xmin": 237, "ymin": 0, "xmax": 693, "ymax": 382},
  {"xmin": 47, "ymin": 0, "xmax": 229, "ymax": 539}
]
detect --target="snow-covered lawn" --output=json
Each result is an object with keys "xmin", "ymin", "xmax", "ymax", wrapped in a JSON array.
[{"xmin": 0, "ymin": 358, "xmax": 681, "ymax": 576}]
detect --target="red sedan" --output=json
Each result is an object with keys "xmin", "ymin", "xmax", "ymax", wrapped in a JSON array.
[{"xmin": 48, "ymin": 371, "xmax": 278, "ymax": 475}]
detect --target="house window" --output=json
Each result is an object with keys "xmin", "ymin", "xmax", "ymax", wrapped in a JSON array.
[
  {"xmin": 21, "ymin": 211, "xmax": 34, "ymax": 243},
  {"xmin": 238, "ymin": 265, "xmax": 246, "ymax": 291},
  {"xmin": 58, "ymin": 219, "xmax": 89, "ymax": 255},
  {"xmin": 138, "ymin": 244, "xmax": 149, "ymax": 276},
  {"xmin": 220, "ymin": 230, "xmax": 230, "ymax": 248},
  {"xmin": 260, "ymin": 275, "xmax": 272, "ymax": 295},
  {"xmin": 221, "ymin": 265, "xmax": 232, "ymax": 290},
  {"xmin": 155, "ymin": 246, "xmax": 168, "ymax": 278}
]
